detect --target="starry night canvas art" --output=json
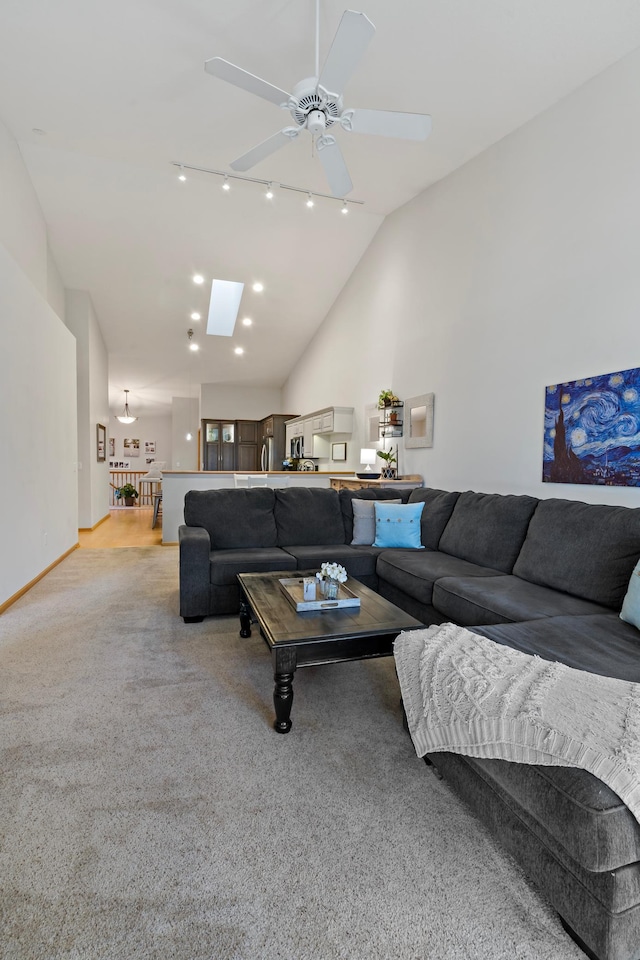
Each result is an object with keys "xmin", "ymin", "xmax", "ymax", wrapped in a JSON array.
[{"xmin": 543, "ymin": 366, "xmax": 640, "ymax": 487}]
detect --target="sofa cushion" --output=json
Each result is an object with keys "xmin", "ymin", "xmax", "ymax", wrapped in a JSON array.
[
  {"xmin": 339, "ymin": 487, "xmax": 411, "ymax": 542},
  {"xmin": 438, "ymin": 491, "xmax": 538, "ymax": 573},
  {"xmin": 184, "ymin": 488, "xmax": 277, "ymax": 549},
  {"xmin": 472, "ymin": 614, "xmax": 640, "ymax": 681},
  {"xmin": 209, "ymin": 547, "xmax": 296, "ymax": 586},
  {"xmin": 351, "ymin": 498, "xmax": 401, "ymax": 545},
  {"xmin": 433, "ymin": 575, "xmax": 610, "ymax": 626},
  {"xmin": 282, "ymin": 544, "xmax": 380, "ymax": 580},
  {"xmin": 513, "ymin": 497, "xmax": 640, "ymax": 609},
  {"xmin": 407, "ymin": 488, "xmax": 460, "ymax": 550},
  {"xmin": 620, "ymin": 559, "xmax": 640, "ymax": 629},
  {"xmin": 376, "ymin": 550, "xmax": 503, "ymax": 606},
  {"xmin": 456, "ymin": 755, "xmax": 640, "ymax": 874},
  {"xmin": 275, "ymin": 488, "xmax": 346, "ymax": 546},
  {"xmin": 373, "ymin": 502, "xmax": 425, "ymax": 549}
]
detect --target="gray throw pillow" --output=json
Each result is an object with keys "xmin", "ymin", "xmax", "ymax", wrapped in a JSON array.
[{"xmin": 351, "ymin": 498, "xmax": 401, "ymax": 545}]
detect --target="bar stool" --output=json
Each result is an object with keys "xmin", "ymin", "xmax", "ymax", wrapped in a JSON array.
[{"xmin": 152, "ymin": 492, "xmax": 162, "ymax": 529}]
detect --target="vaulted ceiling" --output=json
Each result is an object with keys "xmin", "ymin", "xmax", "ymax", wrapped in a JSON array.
[{"xmin": 2, "ymin": 1, "xmax": 640, "ymax": 415}]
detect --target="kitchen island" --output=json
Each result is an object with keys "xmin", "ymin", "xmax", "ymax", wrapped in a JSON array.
[
  {"xmin": 162, "ymin": 470, "xmax": 332, "ymax": 543},
  {"xmin": 162, "ymin": 470, "xmax": 424, "ymax": 543}
]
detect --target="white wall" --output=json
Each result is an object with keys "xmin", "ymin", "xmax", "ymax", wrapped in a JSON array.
[
  {"xmin": 0, "ymin": 117, "xmax": 78, "ymax": 607},
  {"xmin": 171, "ymin": 397, "xmax": 199, "ymax": 470},
  {"xmin": 0, "ymin": 241, "xmax": 77, "ymax": 606},
  {"xmin": 200, "ymin": 384, "xmax": 286, "ymax": 421},
  {"xmin": 65, "ymin": 290, "xmax": 110, "ymax": 528},
  {"xmin": 109, "ymin": 415, "xmax": 172, "ymax": 468},
  {"xmin": 284, "ymin": 47, "xmax": 640, "ymax": 508}
]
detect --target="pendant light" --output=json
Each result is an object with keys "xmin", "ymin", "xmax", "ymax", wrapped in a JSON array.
[{"xmin": 116, "ymin": 389, "xmax": 137, "ymax": 424}]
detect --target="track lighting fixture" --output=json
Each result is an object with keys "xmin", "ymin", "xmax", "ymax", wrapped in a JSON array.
[
  {"xmin": 170, "ymin": 162, "xmax": 364, "ymax": 212},
  {"xmin": 116, "ymin": 389, "xmax": 137, "ymax": 424}
]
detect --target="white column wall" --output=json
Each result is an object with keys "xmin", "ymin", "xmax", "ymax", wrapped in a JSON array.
[
  {"xmin": 171, "ymin": 397, "xmax": 199, "ymax": 470},
  {"xmin": 283, "ymin": 46, "xmax": 640, "ymax": 508},
  {"xmin": 65, "ymin": 290, "xmax": 110, "ymax": 528},
  {"xmin": 0, "ymin": 117, "xmax": 78, "ymax": 607}
]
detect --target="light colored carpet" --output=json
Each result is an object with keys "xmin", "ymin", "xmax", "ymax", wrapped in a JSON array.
[{"xmin": 0, "ymin": 547, "xmax": 585, "ymax": 960}]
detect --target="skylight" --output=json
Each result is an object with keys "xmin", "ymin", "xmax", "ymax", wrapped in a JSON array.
[{"xmin": 206, "ymin": 279, "xmax": 245, "ymax": 336}]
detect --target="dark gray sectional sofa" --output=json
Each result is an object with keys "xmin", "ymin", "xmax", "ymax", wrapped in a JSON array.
[{"xmin": 179, "ymin": 484, "xmax": 640, "ymax": 960}]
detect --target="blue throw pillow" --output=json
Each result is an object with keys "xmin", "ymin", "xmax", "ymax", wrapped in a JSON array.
[
  {"xmin": 620, "ymin": 559, "xmax": 640, "ymax": 629},
  {"xmin": 373, "ymin": 501, "xmax": 425, "ymax": 549}
]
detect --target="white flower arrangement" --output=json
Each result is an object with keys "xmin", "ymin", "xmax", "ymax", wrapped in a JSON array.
[{"xmin": 316, "ymin": 561, "xmax": 348, "ymax": 583}]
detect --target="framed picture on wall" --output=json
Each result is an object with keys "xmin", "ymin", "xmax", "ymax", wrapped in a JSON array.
[
  {"xmin": 109, "ymin": 437, "xmax": 115, "ymax": 457},
  {"xmin": 145, "ymin": 441, "xmax": 156, "ymax": 454},
  {"xmin": 332, "ymin": 442, "xmax": 347, "ymax": 461},
  {"xmin": 96, "ymin": 423, "xmax": 106, "ymax": 462}
]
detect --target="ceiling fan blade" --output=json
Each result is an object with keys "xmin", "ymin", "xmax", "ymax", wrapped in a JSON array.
[
  {"xmin": 230, "ymin": 128, "xmax": 299, "ymax": 172},
  {"xmin": 204, "ymin": 57, "xmax": 291, "ymax": 107},
  {"xmin": 348, "ymin": 108, "xmax": 432, "ymax": 141},
  {"xmin": 317, "ymin": 137, "xmax": 353, "ymax": 198},
  {"xmin": 318, "ymin": 10, "xmax": 375, "ymax": 97}
]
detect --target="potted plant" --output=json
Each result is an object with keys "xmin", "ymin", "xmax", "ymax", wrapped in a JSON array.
[
  {"xmin": 377, "ymin": 448, "xmax": 397, "ymax": 479},
  {"xmin": 115, "ymin": 483, "xmax": 139, "ymax": 506},
  {"xmin": 378, "ymin": 389, "xmax": 400, "ymax": 409}
]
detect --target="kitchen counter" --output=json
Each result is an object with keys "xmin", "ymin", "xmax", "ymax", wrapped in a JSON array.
[
  {"xmin": 329, "ymin": 475, "xmax": 423, "ymax": 491},
  {"xmin": 161, "ymin": 471, "xmax": 424, "ymax": 543},
  {"xmin": 161, "ymin": 470, "xmax": 333, "ymax": 543}
]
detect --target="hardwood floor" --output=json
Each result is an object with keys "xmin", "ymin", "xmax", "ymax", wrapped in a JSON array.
[{"xmin": 79, "ymin": 508, "xmax": 163, "ymax": 548}]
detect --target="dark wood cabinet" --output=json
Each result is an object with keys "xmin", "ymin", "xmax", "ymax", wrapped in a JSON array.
[
  {"xmin": 237, "ymin": 420, "xmax": 258, "ymax": 444},
  {"xmin": 236, "ymin": 420, "xmax": 258, "ymax": 470},
  {"xmin": 202, "ymin": 419, "xmax": 259, "ymax": 471}
]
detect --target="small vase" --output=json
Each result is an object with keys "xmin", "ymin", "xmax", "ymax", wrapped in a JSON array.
[
  {"xmin": 324, "ymin": 578, "xmax": 339, "ymax": 600},
  {"xmin": 380, "ymin": 467, "xmax": 396, "ymax": 480}
]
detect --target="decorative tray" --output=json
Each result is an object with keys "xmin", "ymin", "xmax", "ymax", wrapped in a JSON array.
[{"xmin": 278, "ymin": 578, "xmax": 361, "ymax": 613}]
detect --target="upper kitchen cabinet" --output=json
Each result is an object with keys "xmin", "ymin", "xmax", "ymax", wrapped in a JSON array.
[
  {"xmin": 202, "ymin": 420, "xmax": 237, "ymax": 471},
  {"xmin": 311, "ymin": 407, "xmax": 353, "ymax": 434}
]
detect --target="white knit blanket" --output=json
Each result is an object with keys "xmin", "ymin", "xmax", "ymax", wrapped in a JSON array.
[{"xmin": 394, "ymin": 622, "xmax": 640, "ymax": 824}]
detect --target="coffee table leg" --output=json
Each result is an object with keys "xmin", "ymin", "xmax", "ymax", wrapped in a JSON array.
[
  {"xmin": 273, "ymin": 647, "xmax": 297, "ymax": 734},
  {"xmin": 239, "ymin": 599, "xmax": 252, "ymax": 638}
]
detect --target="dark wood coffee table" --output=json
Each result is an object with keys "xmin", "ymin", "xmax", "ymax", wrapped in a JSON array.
[{"xmin": 237, "ymin": 570, "xmax": 423, "ymax": 734}]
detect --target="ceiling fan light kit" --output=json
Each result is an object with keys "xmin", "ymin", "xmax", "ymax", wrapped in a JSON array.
[{"xmin": 204, "ymin": 4, "xmax": 431, "ymax": 198}]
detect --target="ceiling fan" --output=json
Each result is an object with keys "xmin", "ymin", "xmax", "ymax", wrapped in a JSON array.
[{"xmin": 204, "ymin": 3, "xmax": 432, "ymax": 198}]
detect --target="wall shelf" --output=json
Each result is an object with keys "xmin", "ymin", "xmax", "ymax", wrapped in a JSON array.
[{"xmin": 378, "ymin": 402, "xmax": 404, "ymax": 439}]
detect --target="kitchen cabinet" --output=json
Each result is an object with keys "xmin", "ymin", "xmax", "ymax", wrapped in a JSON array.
[
  {"xmin": 202, "ymin": 420, "xmax": 237, "ymax": 471},
  {"xmin": 261, "ymin": 414, "xmax": 298, "ymax": 470},
  {"xmin": 237, "ymin": 420, "xmax": 259, "ymax": 471},
  {"xmin": 311, "ymin": 407, "xmax": 354, "ymax": 434}
]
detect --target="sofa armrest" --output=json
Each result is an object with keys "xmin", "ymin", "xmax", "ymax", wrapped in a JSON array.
[{"xmin": 179, "ymin": 524, "xmax": 211, "ymax": 621}]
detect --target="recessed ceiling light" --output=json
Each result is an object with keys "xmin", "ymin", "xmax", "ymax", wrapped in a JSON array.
[
  {"xmin": 193, "ymin": 274, "xmax": 204, "ymax": 284},
  {"xmin": 222, "ymin": 175, "xmax": 230, "ymax": 191},
  {"xmin": 178, "ymin": 164, "xmax": 186, "ymax": 181},
  {"xmin": 189, "ymin": 342, "xmax": 199, "ymax": 352},
  {"xmin": 190, "ymin": 312, "xmax": 201, "ymax": 321},
  {"xmin": 265, "ymin": 182, "xmax": 274, "ymax": 199},
  {"xmin": 252, "ymin": 282, "xmax": 264, "ymax": 293},
  {"xmin": 234, "ymin": 347, "xmax": 244, "ymax": 355},
  {"xmin": 242, "ymin": 317, "xmax": 253, "ymax": 326},
  {"xmin": 306, "ymin": 193, "xmax": 314, "ymax": 208},
  {"xmin": 341, "ymin": 201, "xmax": 348, "ymax": 214}
]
